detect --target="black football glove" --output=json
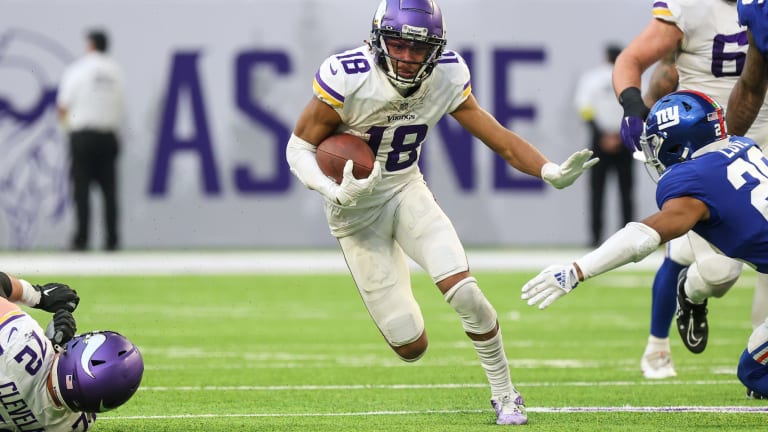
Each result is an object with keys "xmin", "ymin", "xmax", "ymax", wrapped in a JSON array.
[
  {"xmin": 33, "ymin": 283, "xmax": 80, "ymax": 313},
  {"xmin": 45, "ymin": 309, "xmax": 77, "ymax": 350}
]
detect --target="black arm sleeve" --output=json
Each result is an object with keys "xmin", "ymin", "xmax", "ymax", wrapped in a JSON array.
[{"xmin": 0, "ymin": 272, "xmax": 12, "ymax": 299}]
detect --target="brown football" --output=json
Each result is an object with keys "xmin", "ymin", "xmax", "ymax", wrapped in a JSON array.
[{"xmin": 316, "ymin": 134, "xmax": 375, "ymax": 184}]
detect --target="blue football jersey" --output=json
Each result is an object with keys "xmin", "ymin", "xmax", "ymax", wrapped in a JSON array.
[
  {"xmin": 738, "ymin": 0, "xmax": 768, "ymax": 57},
  {"xmin": 656, "ymin": 136, "xmax": 768, "ymax": 272}
]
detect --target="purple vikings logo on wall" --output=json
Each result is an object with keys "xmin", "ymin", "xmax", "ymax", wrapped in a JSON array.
[{"xmin": 0, "ymin": 28, "xmax": 72, "ymax": 249}]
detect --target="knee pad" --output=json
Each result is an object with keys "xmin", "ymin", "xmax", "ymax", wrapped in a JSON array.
[
  {"xmin": 748, "ymin": 319, "xmax": 768, "ymax": 359},
  {"xmin": 444, "ymin": 277, "xmax": 497, "ymax": 335},
  {"xmin": 382, "ymin": 311, "xmax": 425, "ymax": 348},
  {"xmin": 689, "ymin": 256, "xmax": 742, "ymax": 298},
  {"xmin": 667, "ymin": 235, "xmax": 694, "ymax": 266}
]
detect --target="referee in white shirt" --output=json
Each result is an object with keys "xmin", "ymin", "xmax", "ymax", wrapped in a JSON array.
[{"xmin": 57, "ymin": 29, "xmax": 125, "ymax": 251}]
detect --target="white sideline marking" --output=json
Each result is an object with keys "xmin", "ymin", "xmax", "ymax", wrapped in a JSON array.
[
  {"xmin": 0, "ymin": 249, "xmax": 666, "ymax": 275},
  {"xmin": 139, "ymin": 379, "xmax": 740, "ymax": 392},
  {"xmin": 98, "ymin": 406, "xmax": 768, "ymax": 421}
]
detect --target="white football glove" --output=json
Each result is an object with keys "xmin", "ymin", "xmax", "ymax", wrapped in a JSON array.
[
  {"xmin": 334, "ymin": 160, "xmax": 382, "ymax": 206},
  {"xmin": 521, "ymin": 264, "xmax": 580, "ymax": 309},
  {"xmin": 541, "ymin": 149, "xmax": 599, "ymax": 189}
]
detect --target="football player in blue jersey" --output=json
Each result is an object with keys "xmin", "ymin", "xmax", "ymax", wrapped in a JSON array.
[
  {"xmin": 522, "ymin": 89, "xmax": 768, "ymax": 399},
  {"xmin": 614, "ymin": 0, "xmax": 768, "ymax": 380},
  {"xmin": 727, "ymin": 0, "xmax": 768, "ymax": 400},
  {"xmin": 285, "ymin": 0, "xmax": 598, "ymax": 425}
]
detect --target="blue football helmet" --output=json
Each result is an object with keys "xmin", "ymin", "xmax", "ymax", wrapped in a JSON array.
[
  {"xmin": 370, "ymin": 0, "xmax": 447, "ymax": 88},
  {"xmin": 641, "ymin": 90, "xmax": 727, "ymax": 174}
]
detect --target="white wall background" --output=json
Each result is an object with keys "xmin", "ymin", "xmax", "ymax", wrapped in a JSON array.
[{"xmin": 0, "ymin": 0, "xmax": 660, "ymax": 250}]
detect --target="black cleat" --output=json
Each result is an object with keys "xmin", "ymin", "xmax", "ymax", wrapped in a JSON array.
[
  {"xmin": 746, "ymin": 388, "xmax": 768, "ymax": 400},
  {"xmin": 675, "ymin": 268, "xmax": 708, "ymax": 354}
]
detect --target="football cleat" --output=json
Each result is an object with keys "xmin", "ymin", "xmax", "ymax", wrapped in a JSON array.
[
  {"xmin": 641, "ymin": 350, "xmax": 677, "ymax": 379},
  {"xmin": 746, "ymin": 388, "xmax": 768, "ymax": 400},
  {"xmin": 490, "ymin": 392, "xmax": 528, "ymax": 426},
  {"xmin": 675, "ymin": 268, "xmax": 709, "ymax": 354}
]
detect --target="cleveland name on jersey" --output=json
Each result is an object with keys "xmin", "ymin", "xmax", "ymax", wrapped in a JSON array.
[{"xmin": 0, "ymin": 311, "xmax": 95, "ymax": 431}]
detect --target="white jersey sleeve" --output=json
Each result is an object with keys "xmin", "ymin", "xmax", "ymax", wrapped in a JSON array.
[{"xmin": 0, "ymin": 310, "xmax": 95, "ymax": 431}]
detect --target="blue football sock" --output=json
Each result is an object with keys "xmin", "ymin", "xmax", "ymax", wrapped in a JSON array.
[{"xmin": 650, "ymin": 258, "xmax": 686, "ymax": 338}]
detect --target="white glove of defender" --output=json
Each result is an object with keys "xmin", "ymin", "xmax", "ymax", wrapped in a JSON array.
[
  {"xmin": 541, "ymin": 149, "xmax": 599, "ymax": 189},
  {"xmin": 521, "ymin": 264, "xmax": 580, "ymax": 309},
  {"xmin": 334, "ymin": 160, "xmax": 382, "ymax": 206}
]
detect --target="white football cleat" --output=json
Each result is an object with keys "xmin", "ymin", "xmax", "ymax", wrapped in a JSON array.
[
  {"xmin": 641, "ymin": 350, "xmax": 677, "ymax": 379},
  {"xmin": 490, "ymin": 392, "xmax": 528, "ymax": 425}
]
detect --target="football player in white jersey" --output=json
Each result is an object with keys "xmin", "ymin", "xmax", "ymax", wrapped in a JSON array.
[
  {"xmin": 0, "ymin": 272, "xmax": 143, "ymax": 431},
  {"xmin": 612, "ymin": 0, "xmax": 768, "ymax": 380},
  {"xmin": 286, "ymin": 0, "xmax": 597, "ymax": 425}
]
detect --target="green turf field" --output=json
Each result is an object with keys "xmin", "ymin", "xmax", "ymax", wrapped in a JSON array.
[{"xmin": 25, "ymin": 269, "xmax": 767, "ymax": 431}]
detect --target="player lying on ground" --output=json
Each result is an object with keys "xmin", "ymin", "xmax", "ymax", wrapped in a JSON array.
[{"xmin": 0, "ymin": 272, "xmax": 144, "ymax": 431}]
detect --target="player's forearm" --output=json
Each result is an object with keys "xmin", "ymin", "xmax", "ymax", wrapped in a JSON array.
[
  {"xmin": 493, "ymin": 131, "xmax": 548, "ymax": 178},
  {"xmin": 0, "ymin": 272, "xmax": 39, "ymax": 306},
  {"xmin": 574, "ymin": 222, "xmax": 661, "ymax": 281},
  {"xmin": 727, "ymin": 80, "xmax": 765, "ymax": 136},
  {"xmin": 286, "ymin": 133, "xmax": 340, "ymax": 201},
  {"xmin": 644, "ymin": 56, "xmax": 678, "ymax": 107},
  {"xmin": 612, "ymin": 56, "xmax": 644, "ymax": 101}
]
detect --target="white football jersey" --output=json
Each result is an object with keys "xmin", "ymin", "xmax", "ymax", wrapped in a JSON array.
[
  {"xmin": 654, "ymin": 0, "xmax": 768, "ymax": 143},
  {"xmin": 0, "ymin": 310, "xmax": 95, "ymax": 431},
  {"xmin": 313, "ymin": 45, "xmax": 471, "ymax": 237}
]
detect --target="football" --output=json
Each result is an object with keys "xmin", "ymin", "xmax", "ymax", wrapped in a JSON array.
[{"xmin": 316, "ymin": 134, "xmax": 375, "ymax": 184}]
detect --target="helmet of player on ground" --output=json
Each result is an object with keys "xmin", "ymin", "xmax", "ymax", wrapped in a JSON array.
[
  {"xmin": 52, "ymin": 331, "xmax": 144, "ymax": 412},
  {"xmin": 641, "ymin": 90, "xmax": 727, "ymax": 175},
  {"xmin": 370, "ymin": 0, "xmax": 447, "ymax": 88}
]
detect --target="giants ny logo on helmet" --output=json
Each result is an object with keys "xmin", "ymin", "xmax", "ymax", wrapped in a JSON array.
[{"xmin": 655, "ymin": 105, "xmax": 680, "ymax": 130}]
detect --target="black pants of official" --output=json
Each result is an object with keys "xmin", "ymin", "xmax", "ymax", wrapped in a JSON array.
[
  {"xmin": 70, "ymin": 130, "xmax": 119, "ymax": 250},
  {"xmin": 589, "ymin": 137, "xmax": 634, "ymax": 247}
]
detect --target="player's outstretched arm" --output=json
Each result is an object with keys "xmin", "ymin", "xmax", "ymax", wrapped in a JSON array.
[
  {"xmin": 450, "ymin": 94, "xmax": 597, "ymax": 188},
  {"xmin": 522, "ymin": 197, "xmax": 706, "ymax": 309}
]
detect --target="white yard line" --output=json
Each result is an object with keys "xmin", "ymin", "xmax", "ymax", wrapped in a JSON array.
[
  {"xmin": 0, "ymin": 249, "xmax": 666, "ymax": 275},
  {"xmin": 99, "ymin": 406, "xmax": 768, "ymax": 420},
  {"xmin": 137, "ymin": 379, "xmax": 741, "ymax": 392}
]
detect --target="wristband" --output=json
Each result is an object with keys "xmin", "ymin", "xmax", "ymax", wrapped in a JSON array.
[
  {"xmin": 619, "ymin": 87, "xmax": 650, "ymax": 118},
  {"xmin": 18, "ymin": 279, "xmax": 40, "ymax": 307}
]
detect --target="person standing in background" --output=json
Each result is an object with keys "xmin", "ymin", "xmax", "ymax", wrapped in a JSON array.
[
  {"xmin": 57, "ymin": 29, "xmax": 125, "ymax": 251},
  {"xmin": 574, "ymin": 44, "xmax": 634, "ymax": 247}
]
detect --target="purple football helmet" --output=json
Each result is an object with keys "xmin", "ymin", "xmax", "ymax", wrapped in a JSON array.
[
  {"xmin": 370, "ymin": 0, "xmax": 447, "ymax": 88},
  {"xmin": 641, "ymin": 90, "xmax": 727, "ymax": 174},
  {"xmin": 52, "ymin": 331, "xmax": 143, "ymax": 412}
]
